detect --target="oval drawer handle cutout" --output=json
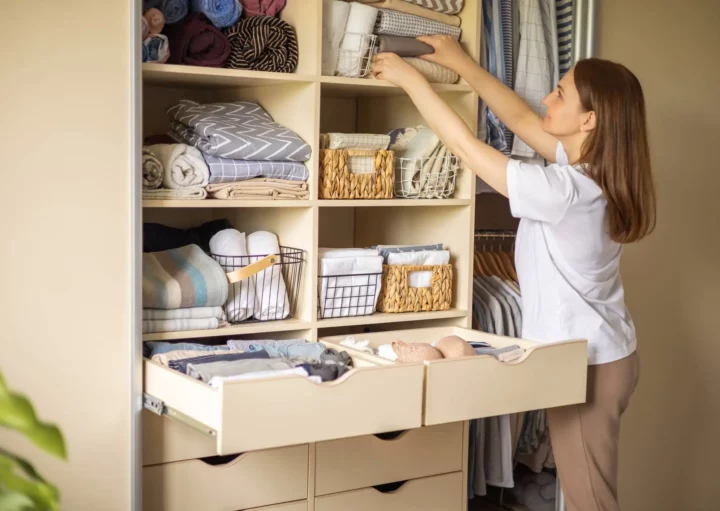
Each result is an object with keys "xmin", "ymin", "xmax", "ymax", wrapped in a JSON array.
[
  {"xmin": 374, "ymin": 430, "xmax": 408, "ymax": 441},
  {"xmin": 373, "ymin": 481, "xmax": 408, "ymax": 494},
  {"xmin": 199, "ymin": 453, "xmax": 245, "ymax": 466}
]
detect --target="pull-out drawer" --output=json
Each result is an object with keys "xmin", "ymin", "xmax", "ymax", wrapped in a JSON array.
[
  {"xmin": 143, "ymin": 445, "xmax": 308, "ymax": 511},
  {"xmin": 321, "ymin": 326, "xmax": 588, "ymax": 425},
  {"xmin": 143, "ymin": 347, "xmax": 423, "ymax": 454},
  {"xmin": 248, "ymin": 502, "xmax": 307, "ymax": 511},
  {"xmin": 314, "ymin": 472, "xmax": 463, "ymax": 511},
  {"xmin": 315, "ymin": 422, "xmax": 463, "ymax": 496}
]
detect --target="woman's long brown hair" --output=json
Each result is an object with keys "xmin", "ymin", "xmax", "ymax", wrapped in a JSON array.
[{"xmin": 574, "ymin": 58, "xmax": 657, "ymax": 243}]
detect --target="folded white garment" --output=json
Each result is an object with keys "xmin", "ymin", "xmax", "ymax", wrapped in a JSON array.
[
  {"xmin": 336, "ymin": 2, "xmax": 378, "ymax": 77},
  {"xmin": 387, "ymin": 249, "xmax": 450, "ymax": 287},
  {"xmin": 320, "ymin": 133, "xmax": 390, "ymax": 150},
  {"xmin": 210, "ymin": 229, "xmax": 254, "ymax": 322},
  {"xmin": 146, "ymin": 143, "xmax": 209, "ymax": 189},
  {"xmin": 340, "ymin": 337, "xmax": 375, "ymax": 354},
  {"xmin": 377, "ymin": 343, "xmax": 398, "ymax": 361},
  {"xmin": 247, "ymin": 231, "xmax": 290, "ymax": 321},
  {"xmin": 208, "ymin": 367, "xmax": 321, "ymax": 388},
  {"xmin": 322, "ymin": 0, "xmax": 350, "ymax": 75},
  {"xmin": 142, "ymin": 307, "xmax": 225, "ymax": 321},
  {"xmin": 319, "ymin": 247, "xmax": 380, "ymax": 260},
  {"xmin": 142, "ymin": 318, "xmax": 223, "ymax": 333},
  {"xmin": 319, "ymin": 255, "xmax": 384, "ymax": 318}
]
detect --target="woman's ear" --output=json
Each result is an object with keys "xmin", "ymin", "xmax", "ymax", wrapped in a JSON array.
[{"xmin": 582, "ymin": 111, "xmax": 597, "ymax": 132}]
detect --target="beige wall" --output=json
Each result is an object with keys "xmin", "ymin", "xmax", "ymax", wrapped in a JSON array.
[
  {"xmin": 598, "ymin": 1, "xmax": 720, "ymax": 509},
  {"xmin": 0, "ymin": 1, "xmax": 136, "ymax": 510}
]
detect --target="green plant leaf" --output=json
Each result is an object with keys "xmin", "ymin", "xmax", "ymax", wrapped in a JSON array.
[
  {"xmin": 0, "ymin": 375, "xmax": 66, "ymax": 460},
  {"xmin": 0, "ymin": 490, "xmax": 36, "ymax": 511},
  {"xmin": 0, "ymin": 452, "xmax": 58, "ymax": 511}
]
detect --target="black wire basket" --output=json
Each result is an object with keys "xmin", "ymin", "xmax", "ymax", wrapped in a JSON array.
[
  {"xmin": 317, "ymin": 272, "xmax": 382, "ymax": 319},
  {"xmin": 211, "ymin": 246, "xmax": 305, "ymax": 323}
]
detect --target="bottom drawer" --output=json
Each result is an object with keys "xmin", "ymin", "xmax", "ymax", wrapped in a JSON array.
[
  {"xmin": 143, "ymin": 445, "xmax": 308, "ymax": 511},
  {"xmin": 249, "ymin": 502, "xmax": 307, "ymax": 511},
  {"xmin": 314, "ymin": 472, "xmax": 463, "ymax": 511}
]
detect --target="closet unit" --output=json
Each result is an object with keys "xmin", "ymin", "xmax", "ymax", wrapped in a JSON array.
[{"xmin": 140, "ymin": 2, "xmax": 588, "ymax": 510}]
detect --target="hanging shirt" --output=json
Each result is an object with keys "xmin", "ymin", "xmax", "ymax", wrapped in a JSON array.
[{"xmin": 507, "ymin": 143, "xmax": 637, "ymax": 365}]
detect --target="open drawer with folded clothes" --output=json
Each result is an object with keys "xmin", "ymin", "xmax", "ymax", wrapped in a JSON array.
[
  {"xmin": 143, "ymin": 338, "xmax": 424, "ymax": 454},
  {"xmin": 323, "ymin": 326, "xmax": 588, "ymax": 427},
  {"xmin": 375, "ymin": 243, "xmax": 453, "ymax": 313}
]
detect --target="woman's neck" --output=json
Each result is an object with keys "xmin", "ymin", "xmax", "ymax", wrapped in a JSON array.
[{"xmin": 560, "ymin": 133, "xmax": 588, "ymax": 165}]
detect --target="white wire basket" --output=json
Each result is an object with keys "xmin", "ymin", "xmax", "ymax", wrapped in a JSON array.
[
  {"xmin": 394, "ymin": 155, "xmax": 459, "ymax": 199},
  {"xmin": 335, "ymin": 32, "xmax": 378, "ymax": 78}
]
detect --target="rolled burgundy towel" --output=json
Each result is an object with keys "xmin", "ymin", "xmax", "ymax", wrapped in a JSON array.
[
  {"xmin": 165, "ymin": 13, "xmax": 230, "ymax": 67},
  {"xmin": 239, "ymin": 0, "xmax": 286, "ymax": 17}
]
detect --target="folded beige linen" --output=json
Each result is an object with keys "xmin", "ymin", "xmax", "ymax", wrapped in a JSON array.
[{"xmin": 206, "ymin": 178, "xmax": 309, "ymax": 200}]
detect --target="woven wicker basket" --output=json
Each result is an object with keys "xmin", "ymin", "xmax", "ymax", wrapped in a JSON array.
[
  {"xmin": 377, "ymin": 264, "xmax": 452, "ymax": 313},
  {"xmin": 319, "ymin": 149, "xmax": 394, "ymax": 199}
]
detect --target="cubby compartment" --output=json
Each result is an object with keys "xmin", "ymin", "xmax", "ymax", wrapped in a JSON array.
[
  {"xmin": 321, "ymin": 326, "xmax": 588, "ymax": 425},
  {"xmin": 318, "ymin": 90, "xmax": 477, "ymax": 202}
]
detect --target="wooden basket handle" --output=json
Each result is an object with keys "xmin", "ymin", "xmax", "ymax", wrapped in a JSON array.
[{"xmin": 226, "ymin": 254, "xmax": 278, "ymax": 284}]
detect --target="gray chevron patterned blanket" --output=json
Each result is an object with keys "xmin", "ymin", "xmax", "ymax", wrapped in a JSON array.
[{"xmin": 167, "ymin": 100, "xmax": 311, "ymax": 161}]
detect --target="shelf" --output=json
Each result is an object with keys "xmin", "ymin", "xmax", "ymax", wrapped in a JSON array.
[
  {"xmin": 142, "ymin": 318, "xmax": 312, "ymax": 341},
  {"xmin": 319, "ymin": 75, "xmax": 473, "ymax": 96},
  {"xmin": 316, "ymin": 309, "xmax": 468, "ymax": 329},
  {"xmin": 142, "ymin": 63, "xmax": 316, "ymax": 88},
  {"xmin": 142, "ymin": 199, "xmax": 312, "ymax": 208},
  {"xmin": 318, "ymin": 199, "xmax": 471, "ymax": 207}
]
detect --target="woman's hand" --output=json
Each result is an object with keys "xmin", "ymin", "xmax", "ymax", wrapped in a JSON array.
[
  {"xmin": 417, "ymin": 35, "xmax": 473, "ymax": 73},
  {"xmin": 372, "ymin": 52, "xmax": 428, "ymax": 91}
]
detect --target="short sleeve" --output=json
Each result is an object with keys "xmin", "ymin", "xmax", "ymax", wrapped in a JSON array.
[{"xmin": 506, "ymin": 158, "xmax": 578, "ymax": 224}]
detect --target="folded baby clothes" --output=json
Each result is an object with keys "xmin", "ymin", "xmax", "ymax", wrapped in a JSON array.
[
  {"xmin": 238, "ymin": 0, "xmax": 286, "ymax": 17},
  {"xmin": 208, "ymin": 367, "xmax": 320, "ymax": 388},
  {"xmin": 335, "ymin": 2, "xmax": 378, "ymax": 77},
  {"xmin": 474, "ymin": 345, "xmax": 525, "ymax": 362},
  {"xmin": 246, "ymin": 341, "xmax": 327, "ymax": 359},
  {"xmin": 387, "ymin": 249, "xmax": 450, "ymax": 287},
  {"xmin": 165, "ymin": 12, "xmax": 231, "ymax": 67},
  {"xmin": 358, "ymin": 0, "xmax": 461, "ymax": 26},
  {"xmin": 377, "ymin": 343, "xmax": 398, "ymax": 361},
  {"xmin": 339, "ymin": 337, "xmax": 375, "ymax": 354},
  {"xmin": 151, "ymin": 349, "xmax": 241, "ymax": 366},
  {"xmin": 374, "ymin": 8, "xmax": 462, "ymax": 39},
  {"xmin": 299, "ymin": 362, "xmax": 350, "ymax": 382},
  {"xmin": 143, "ymin": 34, "xmax": 170, "ymax": 63},
  {"xmin": 142, "ymin": 317, "xmax": 225, "ymax": 333},
  {"xmin": 210, "ymin": 229, "xmax": 254, "ymax": 322},
  {"xmin": 205, "ymin": 179, "xmax": 309, "ymax": 200},
  {"xmin": 141, "ymin": 187, "xmax": 207, "ymax": 200},
  {"xmin": 378, "ymin": 35, "xmax": 435, "ymax": 57},
  {"xmin": 320, "ymin": 133, "xmax": 390, "ymax": 150},
  {"xmin": 168, "ymin": 100, "xmax": 311, "ymax": 161},
  {"xmin": 142, "ymin": 244, "xmax": 229, "ymax": 309},
  {"xmin": 145, "ymin": 143, "xmax": 210, "ymax": 190},
  {"xmin": 188, "ymin": 357, "xmax": 296, "ymax": 382},
  {"xmin": 144, "ymin": 219, "xmax": 232, "ymax": 253},
  {"xmin": 247, "ymin": 231, "xmax": 290, "ymax": 320},
  {"xmin": 169, "ymin": 350, "xmax": 270, "ymax": 374},
  {"xmin": 226, "ymin": 338, "xmax": 307, "ymax": 350},
  {"xmin": 224, "ymin": 16, "xmax": 298, "ymax": 72},
  {"xmin": 353, "ymin": 0, "xmax": 463, "ymax": 15},
  {"xmin": 321, "ymin": 0, "xmax": 350, "ymax": 75},
  {"xmin": 204, "ymin": 156, "xmax": 309, "ymax": 184},
  {"xmin": 404, "ymin": 57, "xmax": 458, "ymax": 83},
  {"xmin": 142, "ymin": 148, "xmax": 163, "ymax": 189},
  {"xmin": 320, "ymin": 347, "xmax": 354, "ymax": 367},
  {"xmin": 191, "ymin": 0, "xmax": 241, "ymax": 29},
  {"xmin": 144, "ymin": 341, "xmax": 231, "ymax": 358}
]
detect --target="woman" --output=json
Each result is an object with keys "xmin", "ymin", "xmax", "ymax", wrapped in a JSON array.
[{"xmin": 373, "ymin": 37, "xmax": 655, "ymax": 511}]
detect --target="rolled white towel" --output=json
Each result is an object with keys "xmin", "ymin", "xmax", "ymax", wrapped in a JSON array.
[
  {"xmin": 210, "ymin": 229, "xmax": 255, "ymax": 322},
  {"xmin": 322, "ymin": 0, "xmax": 350, "ymax": 75},
  {"xmin": 246, "ymin": 231, "xmax": 290, "ymax": 321},
  {"xmin": 336, "ymin": 2, "xmax": 378, "ymax": 77},
  {"xmin": 147, "ymin": 143, "xmax": 209, "ymax": 189}
]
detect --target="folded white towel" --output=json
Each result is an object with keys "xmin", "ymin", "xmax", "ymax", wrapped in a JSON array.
[
  {"xmin": 247, "ymin": 231, "xmax": 290, "ymax": 321},
  {"xmin": 387, "ymin": 249, "xmax": 450, "ymax": 287},
  {"xmin": 141, "ymin": 187, "xmax": 207, "ymax": 200},
  {"xmin": 377, "ymin": 343, "xmax": 398, "ymax": 361},
  {"xmin": 319, "ymin": 247, "xmax": 380, "ymax": 259},
  {"xmin": 210, "ymin": 229, "xmax": 254, "ymax": 322},
  {"xmin": 146, "ymin": 143, "xmax": 209, "ymax": 190},
  {"xmin": 336, "ymin": 2, "xmax": 378, "ymax": 77},
  {"xmin": 208, "ymin": 367, "xmax": 321, "ymax": 388},
  {"xmin": 319, "ymin": 255, "xmax": 384, "ymax": 318},
  {"xmin": 142, "ymin": 307, "xmax": 225, "ymax": 320},
  {"xmin": 322, "ymin": 0, "xmax": 350, "ymax": 75},
  {"xmin": 142, "ymin": 318, "xmax": 223, "ymax": 333}
]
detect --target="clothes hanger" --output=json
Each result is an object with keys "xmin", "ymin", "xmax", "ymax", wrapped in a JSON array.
[{"xmin": 499, "ymin": 250, "xmax": 518, "ymax": 282}]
